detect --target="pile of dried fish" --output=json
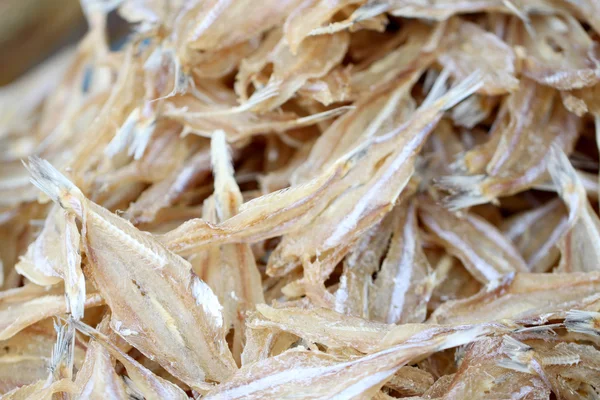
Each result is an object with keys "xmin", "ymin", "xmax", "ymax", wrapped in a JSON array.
[{"xmin": 2, "ymin": 0, "xmax": 600, "ymax": 398}]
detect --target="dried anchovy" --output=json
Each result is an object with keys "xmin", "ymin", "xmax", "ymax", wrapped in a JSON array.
[{"xmin": 1, "ymin": 1, "xmax": 600, "ymax": 399}]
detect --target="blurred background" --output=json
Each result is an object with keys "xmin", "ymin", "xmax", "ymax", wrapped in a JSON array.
[{"xmin": 0, "ymin": 0, "xmax": 127, "ymax": 85}]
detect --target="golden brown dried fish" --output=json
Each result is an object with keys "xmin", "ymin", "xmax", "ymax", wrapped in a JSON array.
[
  {"xmin": 501, "ymin": 199, "xmax": 567, "ymax": 273},
  {"xmin": 73, "ymin": 318, "xmax": 189, "ymax": 400},
  {"xmin": 518, "ymin": 14, "xmax": 600, "ymax": 90},
  {"xmin": 26, "ymin": 157, "xmax": 236, "ymax": 389},
  {"xmin": 547, "ymin": 145, "xmax": 600, "ymax": 273},
  {"xmin": 440, "ymin": 80, "xmax": 579, "ymax": 208},
  {"xmin": 0, "ymin": 284, "xmax": 103, "ymax": 341},
  {"xmin": 204, "ymin": 322, "xmax": 488, "ymax": 400},
  {"xmin": 420, "ymin": 196, "xmax": 527, "ymax": 283},
  {"xmin": 199, "ymin": 130, "xmax": 265, "ymax": 362},
  {"xmin": 431, "ymin": 272, "xmax": 600, "ymax": 324},
  {"xmin": 334, "ymin": 213, "xmax": 395, "ymax": 318},
  {"xmin": 369, "ymin": 199, "xmax": 434, "ymax": 324},
  {"xmin": 235, "ymin": 30, "xmax": 350, "ymax": 112},
  {"xmin": 3, "ymin": 1, "xmax": 600, "ymax": 398},
  {"xmin": 439, "ymin": 18, "xmax": 518, "ymax": 95},
  {"xmin": 0, "ymin": 320, "xmax": 85, "ymax": 395},
  {"xmin": 267, "ymin": 73, "xmax": 483, "ymax": 275}
]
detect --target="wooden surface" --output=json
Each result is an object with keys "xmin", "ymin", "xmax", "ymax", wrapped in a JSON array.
[{"xmin": 0, "ymin": 0, "xmax": 85, "ymax": 85}]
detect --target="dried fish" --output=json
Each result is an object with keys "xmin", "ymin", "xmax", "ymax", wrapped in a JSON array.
[
  {"xmin": 439, "ymin": 18, "xmax": 519, "ymax": 95},
  {"xmin": 442, "ymin": 336, "xmax": 551, "ymax": 399},
  {"xmin": 16, "ymin": 205, "xmax": 85, "ymax": 320},
  {"xmin": 205, "ymin": 323, "xmax": 488, "ymax": 399},
  {"xmin": 0, "ymin": 284, "xmax": 103, "ymax": 341},
  {"xmin": 334, "ymin": 214, "xmax": 395, "ymax": 318},
  {"xmin": 199, "ymin": 131, "xmax": 264, "ymax": 362},
  {"xmin": 0, "ymin": 320, "xmax": 85, "ymax": 395},
  {"xmin": 284, "ymin": 0, "xmax": 367, "ymax": 53},
  {"xmin": 501, "ymin": 199, "xmax": 567, "ymax": 273},
  {"xmin": 1, "ymin": 378, "xmax": 75, "ymax": 400},
  {"xmin": 369, "ymin": 199, "xmax": 434, "ymax": 324},
  {"xmin": 26, "ymin": 157, "xmax": 236, "ymax": 389},
  {"xmin": 3, "ymin": 1, "xmax": 600, "ymax": 398},
  {"xmin": 384, "ymin": 366, "xmax": 434, "ymax": 396},
  {"xmin": 251, "ymin": 304, "xmax": 512, "ymax": 354},
  {"xmin": 184, "ymin": 0, "xmax": 303, "ymax": 52},
  {"xmin": 518, "ymin": 14, "xmax": 600, "ymax": 90},
  {"xmin": 74, "ymin": 339, "xmax": 129, "ymax": 399},
  {"xmin": 547, "ymin": 145, "xmax": 600, "ymax": 273},
  {"xmin": 420, "ymin": 196, "xmax": 527, "ymax": 283},
  {"xmin": 440, "ymin": 80, "xmax": 579, "ymax": 209},
  {"xmin": 73, "ymin": 318, "xmax": 189, "ymax": 400},
  {"xmin": 267, "ymin": 72, "xmax": 483, "ymax": 275},
  {"xmin": 431, "ymin": 272, "xmax": 600, "ymax": 324},
  {"xmin": 235, "ymin": 30, "xmax": 350, "ymax": 112}
]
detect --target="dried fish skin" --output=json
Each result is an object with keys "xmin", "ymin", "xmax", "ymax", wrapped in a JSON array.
[{"xmin": 25, "ymin": 157, "xmax": 236, "ymax": 389}]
